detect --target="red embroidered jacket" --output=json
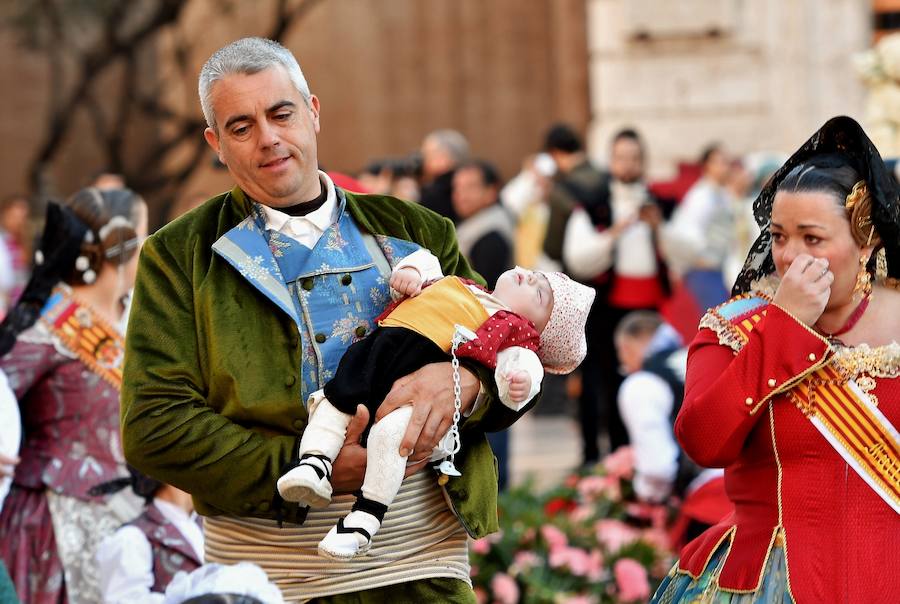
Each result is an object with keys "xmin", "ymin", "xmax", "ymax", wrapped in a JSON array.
[{"xmin": 674, "ymin": 295, "xmax": 900, "ymax": 603}]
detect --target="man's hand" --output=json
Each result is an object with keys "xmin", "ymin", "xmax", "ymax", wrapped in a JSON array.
[
  {"xmin": 330, "ymin": 404, "xmax": 428, "ymax": 494},
  {"xmin": 330, "ymin": 405, "xmax": 369, "ymax": 494},
  {"xmin": 390, "ymin": 266, "xmax": 424, "ymax": 297},
  {"xmin": 376, "ymin": 363, "xmax": 480, "ymax": 460},
  {"xmin": 773, "ymin": 254, "xmax": 832, "ymax": 326},
  {"xmin": 505, "ymin": 370, "xmax": 532, "ymax": 403}
]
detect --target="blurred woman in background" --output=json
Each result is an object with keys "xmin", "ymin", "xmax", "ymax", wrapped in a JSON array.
[{"xmin": 0, "ymin": 187, "xmax": 147, "ymax": 603}]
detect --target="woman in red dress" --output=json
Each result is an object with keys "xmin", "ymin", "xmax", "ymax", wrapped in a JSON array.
[
  {"xmin": 0, "ymin": 187, "xmax": 147, "ymax": 603},
  {"xmin": 653, "ymin": 116, "xmax": 900, "ymax": 603}
]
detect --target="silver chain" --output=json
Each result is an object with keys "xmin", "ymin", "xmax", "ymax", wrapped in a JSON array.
[
  {"xmin": 437, "ymin": 325, "xmax": 475, "ymax": 478},
  {"xmin": 447, "ymin": 335, "xmax": 463, "ymax": 457}
]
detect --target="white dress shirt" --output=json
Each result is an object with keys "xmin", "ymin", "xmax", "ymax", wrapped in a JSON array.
[
  {"xmin": 617, "ymin": 371, "xmax": 680, "ymax": 503},
  {"xmin": 562, "ymin": 181, "xmax": 657, "ymax": 281},
  {"xmin": 259, "ymin": 171, "xmax": 338, "ymax": 248},
  {"xmin": 96, "ymin": 499, "xmax": 204, "ymax": 603}
]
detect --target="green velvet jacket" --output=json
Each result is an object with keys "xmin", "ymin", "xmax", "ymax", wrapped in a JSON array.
[{"xmin": 121, "ymin": 187, "xmax": 536, "ymax": 538}]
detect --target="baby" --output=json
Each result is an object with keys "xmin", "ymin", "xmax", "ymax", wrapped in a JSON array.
[{"xmin": 277, "ymin": 249, "xmax": 595, "ymax": 559}]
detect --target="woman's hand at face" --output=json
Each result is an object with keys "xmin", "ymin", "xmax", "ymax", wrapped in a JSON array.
[{"xmin": 773, "ymin": 254, "xmax": 833, "ymax": 326}]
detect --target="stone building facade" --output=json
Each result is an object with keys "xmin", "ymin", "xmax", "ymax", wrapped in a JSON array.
[{"xmin": 585, "ymin": 0, "xmax": 872, "ymax": 177}]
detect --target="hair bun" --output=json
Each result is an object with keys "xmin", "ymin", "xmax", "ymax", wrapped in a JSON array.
[{"xmin": 846, "ymin": 180, "xmax": 882, "ymax": 248}]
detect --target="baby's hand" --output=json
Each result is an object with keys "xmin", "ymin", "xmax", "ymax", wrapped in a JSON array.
[
  {"xmin": 390, "ymin": 266, "xmax": 424, "ymax": 297},
  {"xmin": 506, "ymin": 370, "xmax": 532, "ymax": 403}
]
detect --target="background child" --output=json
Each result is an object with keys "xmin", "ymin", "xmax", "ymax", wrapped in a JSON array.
[
  {"xmin": 93, "ymin": 468, "xmax": 204, "ymax": 602},
  {"xmin": 277, "ymin": 249, "xmax": 594, "ymax": 559},
  {"xmin": 613, "ymin": 311, "xmax": 730, "ymax": 548}
]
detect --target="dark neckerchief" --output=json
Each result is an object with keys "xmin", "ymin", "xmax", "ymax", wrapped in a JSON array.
[{"xmin": 280, "ymin": 181, "xmax": 328, "ymax": 217}]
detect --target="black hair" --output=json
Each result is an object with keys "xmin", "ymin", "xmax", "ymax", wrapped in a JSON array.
[
  {"xmin": 544, "ymin": 124, "xmax": 583, "ymax": 154},
  {"xmin": 457, "ymin": 159, "xmax": 501, "ymax": 188},
  {"xmin": 363, "ymin": 154, "xmax": 422, "ymax": 179},
  {"xmin": 776, "ymin": 153, "xmax": 860, "ymax": 204},
  {"xmin": 612, "ymin": 128, "xmax": 642, "ymax": 145},
  {"xmin": 64, "ymin": 187, "xmax": 144, "ymax": 284},
  {"xmin": 700, "ymin": 143, "xmax": 723, "ymax": 166}
]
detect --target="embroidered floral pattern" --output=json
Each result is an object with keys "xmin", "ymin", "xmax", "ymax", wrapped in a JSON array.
[
  {"xmin": 370, "ymin": 278, "xmax": 390, "ymax": 309},
  {"xmin": 225, "ymin": 200, "xmax": 417, "ymax": 403},
  {"xmin": 331, "ymin": 314, "xmax": 370, "ymax": 345},
  {"xmin": 268, "ymin": 232, "xmax": 293, "ymax": 258},
  {"xmin": 236, "ymin": 214, "xmax": 260, "ymax": 232},
  {"xmin": 374, "ymin": 235, "xmax": 397, "ymax": 267},
  {"xmin": 238, "ymin": 255, "xmax": 271, "ymax": 281},
  {"xmin": 324, "ymin": 227, "xmax": 347, "ymax": 252},
  {"xmin": 250, "ymin": 203, "xmax": 268, "ymax": 227}
]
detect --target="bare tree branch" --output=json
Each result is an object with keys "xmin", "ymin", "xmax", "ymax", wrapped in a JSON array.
[
  {"xmin": 28, "ymin": 0, "xmax": 188, "ymax": 191},
  {"xmin": 16, "ymin": 0, "xmax": 326, "ymax": 221},
  {"xmin": 269, "ymin": 0, "xmax": 325, "ymax": 41}
]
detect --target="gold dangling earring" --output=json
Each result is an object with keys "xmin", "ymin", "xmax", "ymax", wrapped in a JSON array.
[{"xmin": 853, "ymin": 255, "xmax": 872, "ymax": 299}]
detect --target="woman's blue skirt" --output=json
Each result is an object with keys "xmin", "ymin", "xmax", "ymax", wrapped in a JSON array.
[{"xmin": 651, "ymin": 541, "xmax": 794, "ymax": 604}]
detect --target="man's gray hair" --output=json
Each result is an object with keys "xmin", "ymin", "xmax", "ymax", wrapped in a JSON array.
[
  {"xmin": 199, "ymin": 37, "xmax": 312, "ymax": 130},
  {"xmin": 425, "ymin": 129, "xmax": 470, "ymax": 164}
]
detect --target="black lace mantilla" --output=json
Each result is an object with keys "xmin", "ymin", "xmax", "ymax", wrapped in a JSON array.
[
  {"xmin": 0, "ymin": 203, "xmax": 88, "ymax": 358},
  {"xmin": 733, "ymin": 116, "xmax": 900, "ymax": 295}
]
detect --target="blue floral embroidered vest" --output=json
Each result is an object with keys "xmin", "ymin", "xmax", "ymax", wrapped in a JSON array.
[{"xmin": 212, "ymin": 190, "xmax": 422, "ymax": 403}]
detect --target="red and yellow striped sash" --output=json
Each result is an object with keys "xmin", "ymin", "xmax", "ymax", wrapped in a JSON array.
[
  {"xmin": 791, "ymin": 366, "xmax": 900, "ymax": 512},
  {"xmin": 715, "ymin": 295, "xmax": 900, "ymax": 513},
  {"xmin": 732, "ymin": 309, "xmax": 767, "ymax": 342}
]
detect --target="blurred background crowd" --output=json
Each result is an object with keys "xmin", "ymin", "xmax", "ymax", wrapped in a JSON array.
[{"xmin": 3, "ymin": 0, "xmax": 900, "ymax": 601}]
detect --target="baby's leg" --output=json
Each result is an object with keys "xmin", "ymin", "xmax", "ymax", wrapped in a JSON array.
[
  {"xmin": 277, "ymin": 394, "xmax": 351, "ymax": 507},
  {"xmin": 318, "ymin": 406, "xmax": 413, "ymax": 559}
]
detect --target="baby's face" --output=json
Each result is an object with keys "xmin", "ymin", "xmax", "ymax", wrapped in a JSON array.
[{"xmin": 493, "ymin": 268, "xmax": 554, "ymax": 332}]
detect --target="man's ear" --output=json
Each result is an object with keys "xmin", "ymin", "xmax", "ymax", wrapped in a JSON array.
[
  {"xmin": 204, "ymin": 127, "xmax": 225, "ymax": 165},
  {"xmin": 308, "ymin": 95, "xmax": 321, "ymax": 133}
]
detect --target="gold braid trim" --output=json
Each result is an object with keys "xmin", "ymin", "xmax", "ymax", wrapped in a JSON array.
[
  {"xmin": 699, "ymin": 311, "xmax": 745, "ymax": 353},
  {"xmin": 698, "ymin": 292, "xmax": 774, "ymax": 353},
  {"xmin": 832, "ymin": 342, "xmax": 900, "ymax": 407}
]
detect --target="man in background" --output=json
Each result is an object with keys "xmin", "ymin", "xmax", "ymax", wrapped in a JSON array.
[
  {"xmin": 420, "ymin": 129, "xmax": 470, "ymax": 223},
  {"xmin": 451, "ymin": 159, "xmax": 515, "ymax": 489},
  {"xmin": 545, "ymin": 125, "xmax": 666, "ymax": 464}
]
